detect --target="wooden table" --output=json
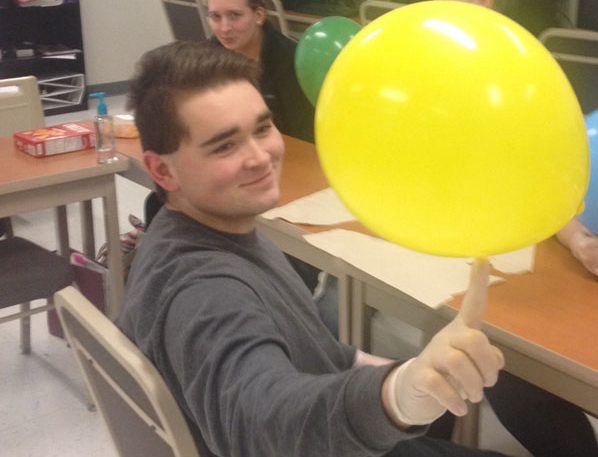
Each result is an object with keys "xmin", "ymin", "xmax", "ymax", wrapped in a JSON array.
[
  {"xmin": 0, "ymin": 136, "xmax": 128, "ymax": 320},
  {"xmin": 115, "ymin": 134, "xmax": 598, "ymax": 418}
]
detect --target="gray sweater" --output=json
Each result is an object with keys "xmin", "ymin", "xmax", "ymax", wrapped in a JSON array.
[{"xmin": 119, "ymin": 207, "xmax": 422, "ymax": 457}]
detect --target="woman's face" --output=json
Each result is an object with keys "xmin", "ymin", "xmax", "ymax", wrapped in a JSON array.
[{"xmin": 208, "ymin": 0, "xmax": 265, "ymax": 54}]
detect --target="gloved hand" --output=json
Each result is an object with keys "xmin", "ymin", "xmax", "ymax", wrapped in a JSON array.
[{"xmin": 383, "ymin": 259, "xmax": 505, "ymax": 427}]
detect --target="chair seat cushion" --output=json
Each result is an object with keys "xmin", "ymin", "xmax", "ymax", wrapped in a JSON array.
[{"xmin": 0, "ymin": 237, "xmax": 75, "ymax": 308}]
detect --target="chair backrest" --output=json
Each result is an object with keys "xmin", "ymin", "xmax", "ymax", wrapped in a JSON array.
[
  {"xmin": 159, "ymin": 0, "xmax": 210, "ymax": 40},
  {"xmin": 264, "ymin": 0, "xmax": 291, "ymax": 38},
  {"xmin": 0, "ymin": 76, "xmax": 45, "ymax": 136},
  {"xmin": 539, "ymin": 27, "xmax": 598, "ymax": 113},
  {"xmin": 54, "ymin": 286, "xmax": 200, "ymax": 457},
  {"xmin": 194, "ymin": 0, "xmax": 213, "ymax": 38},
  {"xmin": 359, "ymin": 0, "xmax": 405, "ymax": 25}
]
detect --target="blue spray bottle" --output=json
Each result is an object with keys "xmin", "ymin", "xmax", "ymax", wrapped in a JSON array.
[{"xmin": 89, "ymin": 92, "xmax": 118, "ymax": 164}]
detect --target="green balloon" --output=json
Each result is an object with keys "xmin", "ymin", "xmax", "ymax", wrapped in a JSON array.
[{"xmin": 295, "ymin": 16, "xmax": 361, "ymax": 106}]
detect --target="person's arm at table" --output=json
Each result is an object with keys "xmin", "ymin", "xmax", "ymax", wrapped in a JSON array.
[{"xmin": 557, "ymin": 218, "xmax": 598, "ymax": 276}]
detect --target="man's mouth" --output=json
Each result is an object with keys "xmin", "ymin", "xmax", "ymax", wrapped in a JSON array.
[{"xmin": 242, "ymin": 170, "xmax": 273, "ymax": 187}]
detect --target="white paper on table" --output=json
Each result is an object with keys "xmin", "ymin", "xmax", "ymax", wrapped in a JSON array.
[
  {"xmin": 489, "ymin": 245, "xmax": 535, "ymax": 274},
  {"xmin": 303, "ymin": 229, "xmax": 504, "ymax": 308},
  {"xmin": 261, "ymin": 187, "xmax": 356, "ymax": 225}
]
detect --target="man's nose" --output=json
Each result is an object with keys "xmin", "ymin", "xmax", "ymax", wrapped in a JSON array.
[{"xmin": 245, "ymin": 139, "xmax": 270, "ymax": 167}]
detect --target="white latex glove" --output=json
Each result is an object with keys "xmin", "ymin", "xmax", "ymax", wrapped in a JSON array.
[{"xmin": 383, "ymin": 259, "xmax": 505, "ymax": 427}]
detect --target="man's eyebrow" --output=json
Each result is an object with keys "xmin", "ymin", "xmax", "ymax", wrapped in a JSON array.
[
  {"xmin": 257, "ymin": 110, "xmax": 273, "ymax": 124},
  {"xmin": 200, "ymin": 127, "xmax": 239, "ymax": 147},
  {"xmin": 200, "ymin": 110, "xmax": 273, "ymax": 147}
]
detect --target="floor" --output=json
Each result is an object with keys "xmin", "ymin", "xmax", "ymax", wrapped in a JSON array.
[{"xmin": 1, "ymin": 96, "xmax": 595, "ymax": 456}]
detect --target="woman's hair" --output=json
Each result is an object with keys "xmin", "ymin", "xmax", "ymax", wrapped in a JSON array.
[
  {"xmin": 127, "ymin": 40, "xmax": 260, "ymax": 199},
  {"xmin": 496, "ymin": 0, "xmax": 568, "ymax": 35},
  {"xmin": 207, "ymin": 0, "xmax": 265, "ymax": 10},
  {"xmin": 247, "ymin": 0, "xmax": 266, "ymax": 9}
]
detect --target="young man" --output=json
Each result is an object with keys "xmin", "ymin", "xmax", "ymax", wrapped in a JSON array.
[{"xmin": 119, "ymin": 41, "xmax": 506, "ymax": 457}]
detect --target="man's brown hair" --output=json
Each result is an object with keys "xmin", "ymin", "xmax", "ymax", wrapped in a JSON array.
[
  {"xmin": 128, "ymin": 40, "xmax": 260, "ymax": 156},
  {"xmin": 127, "ymin": 41, "xmax": 260, "ymax": 198}
]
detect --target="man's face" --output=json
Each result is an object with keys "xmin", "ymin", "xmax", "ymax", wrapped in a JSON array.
[
  {"xmin": 158, "ymin": 81, "xmax": 284, "ymax": 233},
  {"xmin": 208, "ymin": 0, "xmax": 264, "ymax": 53}
]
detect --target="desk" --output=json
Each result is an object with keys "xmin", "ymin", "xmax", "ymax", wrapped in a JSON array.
[
  {"xmin": 0, "ymin": 136, "xmax": 128, "ymax": 320},
  {"xmin": 277, "ymin": 139, "xmax": 598, "ymax": 418},
  {"xmin": 115, "ymin": 134, "xmax": 598, "ymax": 418}
]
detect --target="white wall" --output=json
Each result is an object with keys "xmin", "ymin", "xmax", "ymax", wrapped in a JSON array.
[{"xmin": 79, "ymin": 0, "xmax": 174, "ymax": 86}]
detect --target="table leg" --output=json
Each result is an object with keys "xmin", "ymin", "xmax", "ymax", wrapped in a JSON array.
[
  {"xmin": 80, "ymin": 200, "xmax": 95, "ymax": 257},
  {"xmin": 452, "ymin": 401, "xmax": 480, "ymax": 448},
  {"xmin": 54, "ymin": 205, "xmax": 69, "ymax": 256},
  {"xmin": 102, "ymin": 180, "xmax": 125, "ymax": 320},
  {"xmin": 338, "ymin": 274, "xmax": 352, "ymax": 345},
  {"xmin": 351, "ymin": 280, "xmax": 367, "ymax": 350}
]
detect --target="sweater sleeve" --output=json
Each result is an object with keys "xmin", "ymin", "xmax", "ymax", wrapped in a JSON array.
[{"xmin": 162, "ymin": 278, "xmax": 422, "ymax": 457}]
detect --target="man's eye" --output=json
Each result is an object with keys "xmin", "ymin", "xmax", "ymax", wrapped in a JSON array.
[
  {"xmin": 230, "ymin": 11, "xmax": 242, "ymax": 19},
  {"xmin": 212, "ymin": 142, "xmax": 235, "ymax": 154},
  {"xmin": 208, "ymin": 12, "xmax": 220, "ymax": 20},
  {"xmin": 255, "ymin": 123, "xmax": 272, "ymax": 136}
]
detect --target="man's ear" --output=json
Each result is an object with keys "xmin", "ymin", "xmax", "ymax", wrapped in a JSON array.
[{"xmin": 143, "ymin": 151, "xmax": 180, "ymax": 193}]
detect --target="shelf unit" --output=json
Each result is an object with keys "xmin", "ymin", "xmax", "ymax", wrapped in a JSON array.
[
  {"xmin": 0, "ymin": 1, "xmax": 87, "ymax": 115},
  {"xmin": 38, "ymin": 72, "xmax": 85, "ymax": 111}
]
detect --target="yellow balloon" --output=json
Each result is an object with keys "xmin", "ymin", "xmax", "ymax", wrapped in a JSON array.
[{"xmin": 316, "ymin": 1, "xmax": 589, "ymax": 257}]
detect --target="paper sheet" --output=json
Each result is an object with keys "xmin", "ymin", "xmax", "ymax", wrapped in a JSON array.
[
  {"xmin": 304, "ymin": 229, "xmax": 505, "ymax": 308},
  {"xmin": 261, "ymin": 188, "xmax": 356, "ymax": 225},
  {"xmin": 265, "ymin": 186, "xmax": 536, "ymax": 275},
  {"xmin": 490, "ymin": 245, "xmax": 535, "ymax": 274}
]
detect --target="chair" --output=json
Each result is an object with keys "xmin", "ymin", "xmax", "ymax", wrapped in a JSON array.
[
  {"xmin": 359, "ymin": 0, "xmax": 405, "ymax": 25},
  {"xmin": 54, "ymin": 286, "xmax": 201, "ymax": 457},
  {"xmin": 0, "ymin": 75, "xmax": 75, "ymax": 354},
  {"xmin": 264, "ymin": 0, "xmax": 291, "ymax": 38},
  {"xmin": 160, "ymin": 0, "xmax": 211, "ymax": 41},
  {"xmin": 194, "ymin": 0, "xmax": 213, "ymax": 38},
  {"xmin": 539, "ymin": 27, "xmax": 598, "ymax": 113},
  {"xmin": 0, "ymin": 76, "xmax": 45, "ymax": 136}
]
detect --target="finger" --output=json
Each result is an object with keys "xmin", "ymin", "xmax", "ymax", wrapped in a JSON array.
[
  {"xmin": 444, "ymin": 367, "xmax": 484, "ymax": 403},
  {"xmin": 492, "ymin": 346, "xmax": 505, "ymax": 372},
  {"xmin": 423, "ymin": 373, "xmax": 469, "ymax": 417},
  {"xmin": 458, "ymin": 257, "xmax": 490, "ymax": 328},
  {"xmin": 445, "ymin": 373, "xmax": 468, "ymax": 400},
  {"xmin": 451, "ymin": 330, "xmax": 503, "ymax": 387},
  {"xmin": 440, "ymin": 350, "xmax": 485, "ymax": 403}
]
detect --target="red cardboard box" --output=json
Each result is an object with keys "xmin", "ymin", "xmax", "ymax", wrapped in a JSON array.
[{"xmin": 13, "ymin": 122, "xmax": 94, "ymax": 157}]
